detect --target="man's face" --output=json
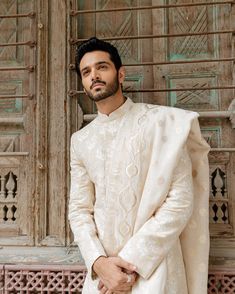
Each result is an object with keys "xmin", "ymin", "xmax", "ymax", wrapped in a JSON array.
[{"xmin": 79, "ymin": 51, "xmax": 123, "ymax": 102}]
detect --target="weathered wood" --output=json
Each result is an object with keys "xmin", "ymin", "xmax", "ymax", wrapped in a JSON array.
[
  {"xmin": 35, "ymin": 0, "xmax": 49, "ymax": 246},
  {"xmin": 44, "ymin": 0, "xmax": 68, "ymax": 246}
]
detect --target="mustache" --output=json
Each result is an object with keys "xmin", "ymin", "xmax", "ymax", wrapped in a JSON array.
[{"xmin": 90, "ymin": 80, "xmax": 106, "ymax": 89}]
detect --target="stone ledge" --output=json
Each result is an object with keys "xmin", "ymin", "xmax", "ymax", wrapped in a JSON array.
[{"xmin": 0, "ymin": 246, "xmax": 84, "ymax": 265}]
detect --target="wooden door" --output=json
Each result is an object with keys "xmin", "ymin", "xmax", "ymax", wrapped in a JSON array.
[
  {"xmin": 0, "ymin": 0, "xmax": 36, "ymax": 246},
  {"xmin": 0, "ymin": 0, "xmax": 73, "ymax": 265}
]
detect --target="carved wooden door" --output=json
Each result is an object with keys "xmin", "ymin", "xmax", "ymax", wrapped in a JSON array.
[
  {"xmin": 0, "ymin": 0, "xmax": 35, "ymax": 246},
  {"xmin": 69, "ymin": 0, "xmax": 235, "ymax": 277},
  {"xmin": 0, "ymin": 0, "xmax": 71, "ymax": 264}
]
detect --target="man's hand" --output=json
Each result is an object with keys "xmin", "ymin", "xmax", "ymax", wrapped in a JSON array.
[
  {"xmin": 93, "ymin": 256, "xmax": 137, "ymax": 293},
  {"xmin": 98, "ymin": 276, "xmax": 137, "ymax": 294}
]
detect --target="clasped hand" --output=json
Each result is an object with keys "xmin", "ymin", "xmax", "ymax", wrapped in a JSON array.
[{"xmin": 93, "ymin": 256, "xmax": 138, "ymax": 294}]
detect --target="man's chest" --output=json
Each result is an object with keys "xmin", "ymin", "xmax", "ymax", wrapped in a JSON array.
[{"xmin": 80, "ymin": 121, "xmax": 151, "ymax": 185}]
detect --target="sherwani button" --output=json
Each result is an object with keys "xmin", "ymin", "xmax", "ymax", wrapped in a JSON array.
[{"xmin": 126, "ymin": 164, "xmax": 138, "ymax": 177}]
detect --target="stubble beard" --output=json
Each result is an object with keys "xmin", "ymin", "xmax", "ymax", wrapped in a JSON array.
[{"xmin": 85, "ymin": 75, "xmax": 120, "ymax": 102}]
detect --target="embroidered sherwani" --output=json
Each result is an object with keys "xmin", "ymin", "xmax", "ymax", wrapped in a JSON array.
[{"xmin": 69, "ymin": 98, "xmax": 210, "ymax": 294}]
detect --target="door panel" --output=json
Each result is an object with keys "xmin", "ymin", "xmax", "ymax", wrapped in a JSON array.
[{"xmin": 0, "ymin": 0, "xmax": 36, "ymax": 245}]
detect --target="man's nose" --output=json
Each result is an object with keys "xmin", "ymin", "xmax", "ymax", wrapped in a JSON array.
[{"xmin": 91, "ymin": 68, "xmax": 100, "ymax": 81}]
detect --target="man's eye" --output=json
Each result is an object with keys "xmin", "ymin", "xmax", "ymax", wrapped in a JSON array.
[
  {"xmin": 82, "ymin": 71, "xmax": 89, "ymax": 76},
  {"xmin": 99, "ymin": 65, "xmax": 107, "ymax": 70}
]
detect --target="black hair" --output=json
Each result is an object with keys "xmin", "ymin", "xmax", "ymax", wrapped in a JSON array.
[{"xmin": 75, "ymin": 37, "xmax": 122, "ymax": 78}]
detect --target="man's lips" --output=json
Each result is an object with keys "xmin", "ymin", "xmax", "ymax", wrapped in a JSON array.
[{"xmin": 91, "ymin": 81, "xmax": 106, "ymax": 89}]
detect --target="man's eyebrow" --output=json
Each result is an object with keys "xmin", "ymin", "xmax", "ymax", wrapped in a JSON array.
[
  {"xmin": 96, "ymin": 61, "xmax": 111, "ymax": 65},
  {"xmin": 81, "ymin": 61, "xmax": 111, "ymax": 72}
]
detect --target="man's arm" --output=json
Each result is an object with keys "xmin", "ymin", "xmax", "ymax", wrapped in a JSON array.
[
  {"xmin": 69, "ymin": 135, "xmax": 137, "ymax": 291},
  {"xmin": 68, "ymin": 135, "xmax": 107, "ymax": 275},
  {"xmin": 118, "ymin": 146, "xmax": 194, "ymax": 280}
]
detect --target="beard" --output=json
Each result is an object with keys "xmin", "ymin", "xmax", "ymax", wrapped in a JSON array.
[{"xmin": 84, "ymin": 75, "xmax": 120, "ymax": 102}]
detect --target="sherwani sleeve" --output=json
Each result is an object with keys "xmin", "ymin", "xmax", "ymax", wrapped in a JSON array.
[
  {"xmin": 68, "ymin": 135, "xmax": 107, "ymax": 275},
  {"xmin": 118, "ymin": 146, "xmax": 194, "ymax": 279}
]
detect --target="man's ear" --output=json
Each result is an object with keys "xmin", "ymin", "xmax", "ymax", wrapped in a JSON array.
[{"xmin": 118, "ymin": 66, "xmax": 125, "ymax": 84}]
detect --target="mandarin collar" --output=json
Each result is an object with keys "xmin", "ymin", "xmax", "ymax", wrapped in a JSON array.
[{"xmin": 96, "ymin": 97, "xmax": 133, "ymax": 123}]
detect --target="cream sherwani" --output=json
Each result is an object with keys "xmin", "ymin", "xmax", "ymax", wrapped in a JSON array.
[{"xmin": 69, "ymin": 98, "xmax": 210, "ymax": 294}]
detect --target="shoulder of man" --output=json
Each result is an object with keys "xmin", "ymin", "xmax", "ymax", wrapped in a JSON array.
[
  {"xmin": 71, "ymin": 119, "xmax": 96, "ymax": 145},
  {"xmin": 132, "ymin": 101, "xmax": 198, "ymax": 123}
]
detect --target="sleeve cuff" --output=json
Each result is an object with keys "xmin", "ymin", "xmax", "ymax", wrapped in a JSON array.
[
  {"xmin": 78, "ymin": 238, "xmax": 107, "ymax": 280},
  {"xmin": 118, "ymin": 248, "xmax": 152, "ymax": 279}
]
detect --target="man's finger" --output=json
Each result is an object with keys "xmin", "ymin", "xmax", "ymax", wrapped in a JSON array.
[
  {"xmin": 128, "ymin": 273, "xmax": 138, "ymax": 283},
  {"xmin": 126, "ymin": 274, "xmax": 132, "ymax": 283},
  {"xmin": 123, "ymin": 269, "xmax": 133, "ymax": 274},
  {"xmin": 100, "ymin": 285, "xmax": 108, "ymax": 294},
  {"xmin": 115, "ymin": 257, "xmax": 136, "ymax": 272},
  {"xmin": 98, "ymin": 280, "xmax": 104, "ymax": 290}
]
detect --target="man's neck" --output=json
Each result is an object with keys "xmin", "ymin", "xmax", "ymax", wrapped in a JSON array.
[{"xmin": 96, "ymin": 93, "xmax": 126, "ymax": 116}]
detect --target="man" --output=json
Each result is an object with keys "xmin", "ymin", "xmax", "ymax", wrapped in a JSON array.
[{"xmin": 69, "ymin": 37, "xmax": 210, "ymax": 294}]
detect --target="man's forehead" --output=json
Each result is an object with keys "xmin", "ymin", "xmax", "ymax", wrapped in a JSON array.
[{"xmin": 80, "ymin": 50, "xmax": 112, "ymax": 68}]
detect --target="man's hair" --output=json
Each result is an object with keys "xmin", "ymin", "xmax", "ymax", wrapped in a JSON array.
[{"xmin": 75, "ymin": 37, "xmax": 122, "ymax": 78}]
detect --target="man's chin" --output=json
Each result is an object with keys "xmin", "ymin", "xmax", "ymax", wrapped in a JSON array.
[{"xmin": 88, "ymin": 93, "xmax": 110, "ymax": 102}]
